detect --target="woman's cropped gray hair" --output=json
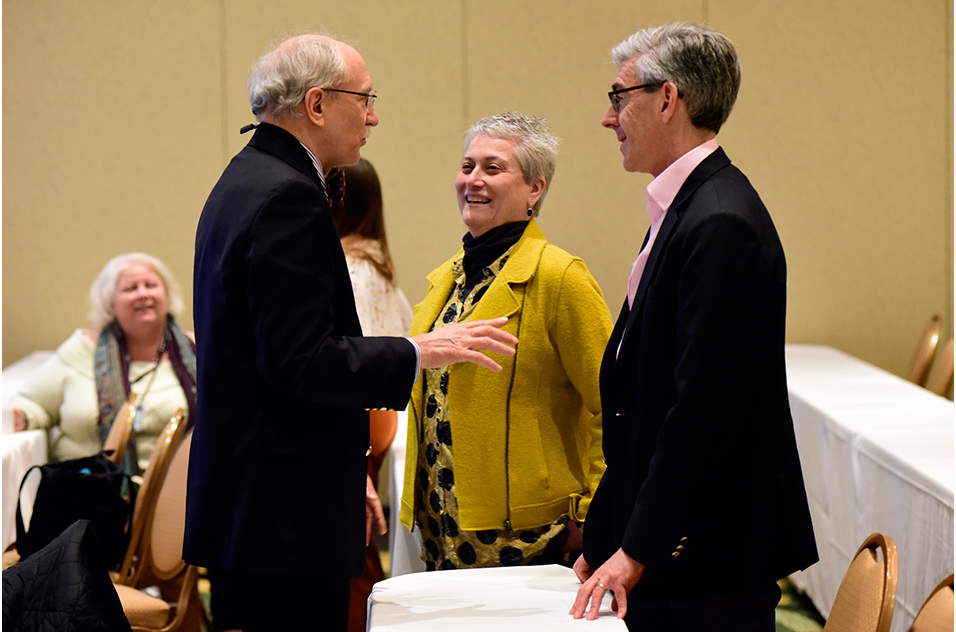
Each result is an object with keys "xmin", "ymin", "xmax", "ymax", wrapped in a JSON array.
[
  {"xmin": 612, "ymin": 23, "xmax": 741, "ymax": 133},
  {"xmin": 248, "ymin": 34, "xmax": 347, "ymax": 120},
  {"xmin": 88, "ymin": 252, "xmax": 184, "ymax": 330},
  {"xmin": 464, "ymin": 112, "xmax": 559, "ymax": 216}
]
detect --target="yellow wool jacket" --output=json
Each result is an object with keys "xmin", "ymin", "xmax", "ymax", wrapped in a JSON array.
[{"xmin": 400, "ymin": 220, "xmax": 612, "ymax": 533}]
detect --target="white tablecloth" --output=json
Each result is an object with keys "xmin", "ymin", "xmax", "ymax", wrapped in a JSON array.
[
  {"xmin": 785, "ymin": 344, "xmax": 954, "ymax": 632},
  {"xmin": 2, "ymin": 351, "xmax": 53, "ymax": 551},
  {"xmin": 368, "ymin": 564, "xmax": 624, "ymax": 631},
  {"xmin": 388, "ymin": 410, "xmax": 426, "ymax": 576},
  {"xmin": 1, "ymin": 431, "xmax": 47, "ymax": 551}
]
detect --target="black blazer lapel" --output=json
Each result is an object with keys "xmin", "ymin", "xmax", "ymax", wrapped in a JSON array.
[{"xmin": 617, "ymin": 148, "xmax": 733, "ymax": 354}]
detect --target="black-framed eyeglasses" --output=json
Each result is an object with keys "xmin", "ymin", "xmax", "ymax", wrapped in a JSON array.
[
  {"xmin": 325, "ymin": 88, "xmax": 378, "ymax": 112},
  {"xmin": 607, "ymin": 83, "xmax": 660, "ymax": 112}
]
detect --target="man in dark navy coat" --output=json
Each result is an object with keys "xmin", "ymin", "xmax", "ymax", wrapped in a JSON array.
[
  {"xmin": 186, "ymin": 34, "xmax": 516, "ymax": 631},
  {"xmin": 571, "ymin": 24, "xmax": 818, "ymax": 631}
]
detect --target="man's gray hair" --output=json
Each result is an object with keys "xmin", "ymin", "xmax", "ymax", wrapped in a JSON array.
[
  {"xmin": 464, "ymin": 112, "xmax": 559, "ymax": 216},
  {"xmin": 248, "ymin": 34, "xmax": 348, "ymax": 120},
  {"xmin": 88, "ymin": 252, "xmax": 184, "ymax": 329},
  {"xmin": 612, "ymin": 23, "xmax": 741, "ymax": 133}
]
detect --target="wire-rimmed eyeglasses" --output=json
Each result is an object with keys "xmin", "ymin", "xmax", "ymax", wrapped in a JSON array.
[{"xmin": 325, "ymin": 88, "xmax": 378, "ymax": 112}]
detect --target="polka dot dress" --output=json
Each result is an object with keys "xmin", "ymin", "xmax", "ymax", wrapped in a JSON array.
[{"xmin": 414, "ymin": 248, "xmax": 568, "ymax": 570}]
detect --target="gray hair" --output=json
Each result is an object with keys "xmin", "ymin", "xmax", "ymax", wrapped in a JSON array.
[
  {"xmin": 248, "ymin": 34, "xmax": 348, "ymax": 120},
  {"xmin": 88, "ymin": 253, "xmax": 184, "ymax": 329},
  {"xmin": 612, "ymin": 23, "xmax": 741, "ymax": 133},
  {"xmin": 464, "ymin": 112, "xmax": 559, "ymax": 216}
]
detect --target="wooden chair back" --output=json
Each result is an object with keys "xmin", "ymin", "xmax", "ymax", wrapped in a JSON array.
[
  {"xmin": 116, "ymin": 429, "xmax": 200, "ymax": 632},
  {"xmin": 823, "ymin": 532, "xmax": 898, "ymax": 632},
  {"xmin": 116, "ymin": 408, "xmax": 187, "ymax": 583},
  {"xmin": 103, "ymin": 392, "xmax": 138, "ymax": 466},
  {"xmin": 908, "ymin": 574, "xmax": 954, "ymax": 632},
  {"xmin": 908, "ymin": 315, "xmax": 942, "ymax": 386}
]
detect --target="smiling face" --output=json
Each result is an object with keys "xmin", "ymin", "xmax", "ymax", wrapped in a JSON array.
[
  {"xmin": 455, "ymin": 134, "xmax": 545, "ymax": 237},
  {"xmin": 110, "ymin": 263, "xmax": 168, "ymax": 335}
]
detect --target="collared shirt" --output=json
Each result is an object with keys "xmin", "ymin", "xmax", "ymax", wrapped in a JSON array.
[
  {"xmin": 629, "ymin": 137, "xmax": 720, "ymax": 303},
  {"xmin": 618, "ymin": 138, "xmax": 719, "ymax": 357},
  {"xmin": 298, "ymin": 142, "xmax": 328, "ymax": 190}
]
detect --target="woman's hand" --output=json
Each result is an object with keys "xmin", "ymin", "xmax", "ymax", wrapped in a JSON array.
[
  {"xmin": 12, "ymin": 408, "xmax": 26, "ymax": 432},
  {"xmin": 365, "ymin": 474, "xmax": 387, "ymax": 545}
]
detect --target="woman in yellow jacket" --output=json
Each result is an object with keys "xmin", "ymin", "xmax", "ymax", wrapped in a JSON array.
[{"xmin": 400, "ymin": 112, "xmax": 612, "ymax": 570}]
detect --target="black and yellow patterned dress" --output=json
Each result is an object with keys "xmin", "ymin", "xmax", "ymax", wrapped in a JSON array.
[{"xmin": 414, "ymin": 229, "xmax": 569, "ymax": 571}]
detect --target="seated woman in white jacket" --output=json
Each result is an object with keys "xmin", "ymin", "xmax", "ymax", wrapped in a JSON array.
[{"xmin": 11, "ymin": 252, "xmax": 196, "ymax": 475}]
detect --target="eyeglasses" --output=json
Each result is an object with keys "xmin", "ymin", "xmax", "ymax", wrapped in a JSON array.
[
  {"xmin": 607, "ymin": 83, "xmax": 660, "ymax": 112},
  {"xmin": 325, "ymin": 88, "xmax": 378, "ymax": 112}
]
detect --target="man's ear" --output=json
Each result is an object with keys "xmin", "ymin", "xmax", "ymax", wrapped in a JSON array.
[
  {"xmin": 304, "ymin": 87, "xmax": 325, "ymax": 126},
  {"xmin": 659, "ymin": 81, "xmax": 681, "ymax": 124}
]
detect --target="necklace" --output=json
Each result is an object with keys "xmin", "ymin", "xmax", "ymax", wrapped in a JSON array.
[{"xmin": 130, "ymin": 328, "xmax": 169, "ymax": 432}]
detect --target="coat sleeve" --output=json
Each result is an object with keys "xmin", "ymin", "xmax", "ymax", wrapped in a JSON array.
[
  {"xmin": 550, "ymin": 258, "xmax": 612, "ymax": 522},
  {"xmin": 244, "ymin": 180, "xmax": 416, "ymax": 411}
]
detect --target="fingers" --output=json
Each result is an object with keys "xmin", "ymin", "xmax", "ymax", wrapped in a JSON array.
[
  {"xmin": 570, "ymin": 579, "xmax": 610, "ymax": 620},
  {"xmin": 572, "ymin": 553, "xmax": 592, "ymax": 583},
  {"xmin": 13, "ymin": 409, "xmax": 26, "ymax": 432},
  {"xmin": 614, "ymin": 590, "xmax": 627, "ymax": 619},
  {"xmin": 365, "ymin": 475, "xmax": 387, "ymax": 541},
  {"xmin": 414, "ymin": 317, "xmax": 518, "ymax": 370}
]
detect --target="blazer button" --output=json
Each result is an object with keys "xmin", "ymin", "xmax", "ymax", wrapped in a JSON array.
[
  {"xmin": 672, "ymin": 551, "xmax": 681, "ymax": 558},
  {"xmin": 676, "ymin": 545, "xmax": 684, "ymax": 551}
]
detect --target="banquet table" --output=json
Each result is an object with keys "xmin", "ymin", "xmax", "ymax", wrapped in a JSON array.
[
  {"xmin": 785, "ymin": 344, "xmax": 954, "ymax": 632},
  {"xmin": 388, "ymin": 410, "xmax": 426, "ymax": 576},
  {"xmin": 2, "ymin": 351, "xmax": 53, "ymax": 551},
  {"xmin": 368, "ymin": 564, "xmax": 624, "ymax": 631}
]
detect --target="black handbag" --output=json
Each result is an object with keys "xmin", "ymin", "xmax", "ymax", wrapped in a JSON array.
[{"xmin": 15, "ymin": 453, "xmax": 138, "ymax": 568}]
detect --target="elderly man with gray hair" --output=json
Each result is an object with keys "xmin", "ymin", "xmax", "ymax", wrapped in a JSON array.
[
  {"xmin": 187, "ymin": 33, "xmax": 517, "ymax": 631},
  {"xmin": 570, "ymin": 23, "xmax": 818, "ymax": 631}
]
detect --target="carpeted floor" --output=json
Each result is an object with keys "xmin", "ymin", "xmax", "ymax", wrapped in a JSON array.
[{"xmin": 776, "ymin": 578, "xmax": 825, "ymax": 631}]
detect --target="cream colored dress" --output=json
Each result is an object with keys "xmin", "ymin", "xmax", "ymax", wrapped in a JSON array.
[{"xmin": 341, "ymin": 237, "xmax": 413, "ymax": 337}]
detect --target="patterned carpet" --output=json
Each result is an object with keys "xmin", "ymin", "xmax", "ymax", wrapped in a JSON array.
[{"xmin": 776, "ymin": 578, "xmax": 825, "ymax": 631}]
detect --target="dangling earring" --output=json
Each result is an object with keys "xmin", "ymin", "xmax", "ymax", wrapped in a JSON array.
[{"xmin": 527, "ymin": 207, "xmax": 534, "ymax": 217}]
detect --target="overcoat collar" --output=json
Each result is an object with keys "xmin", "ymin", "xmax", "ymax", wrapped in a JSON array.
[
  {"xmin": 247, "ymin": 122, "xmax": 325, "ymax": 191},
  {"xmin": 416, "ymin": 220, "xmax": 546, "ymax": 332}
]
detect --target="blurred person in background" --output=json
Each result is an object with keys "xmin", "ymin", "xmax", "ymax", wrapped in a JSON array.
[
  {"xmin": 334, "ymin": 157, "xmax": 413, "ymax": 632},
  {"xmin": 11, "ymin": 252, "xmax": 196, "ymax": 475}
]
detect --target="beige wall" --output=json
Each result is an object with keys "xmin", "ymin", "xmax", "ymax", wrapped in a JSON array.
[{"xmin": 4, "ymin": 0, "xmax": 953, "ymax": 383}]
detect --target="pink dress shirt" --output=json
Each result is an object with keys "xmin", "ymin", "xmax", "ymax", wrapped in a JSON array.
[{"xmin": 627, "ymin": 138, "xmax": 720, "ymax": 307}]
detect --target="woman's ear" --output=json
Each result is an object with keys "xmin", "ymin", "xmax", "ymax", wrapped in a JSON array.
[{"xmin": 528, "ymin": 176, "xmax": 546, "ymax": 208}]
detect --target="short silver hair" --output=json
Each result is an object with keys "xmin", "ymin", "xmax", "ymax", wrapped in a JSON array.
[
  {"xmin": 612, "ymin": 23, "xmax": 741, "ymax": 133},
  {"xmin": 464, "ymin": 112, "xmax": 559, "ymax": 216},
  {"xmin": 88, "ymin": 253, "xmax": 184, "ymax": 329},
  {"xmin": 248, "ymin": 34, "xmax": 348, "ymax": 120}
]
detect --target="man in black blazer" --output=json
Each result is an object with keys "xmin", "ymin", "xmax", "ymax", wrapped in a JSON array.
[
  {"xmin": 186, "ymin": 34, "xmax": 516, "ymax": 631},
  {"xmin": 571, "ymin": 24, "xmax": 818, "ymax": 631}
]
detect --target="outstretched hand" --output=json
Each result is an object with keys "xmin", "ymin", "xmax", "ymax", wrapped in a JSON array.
[
  {"xmin": 413, "ymin": 316, "xmax": 517, "ymax": 372},
  {"xmin": 569, "ymin": 548, "xmax": 645, "ymax": 621}
]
